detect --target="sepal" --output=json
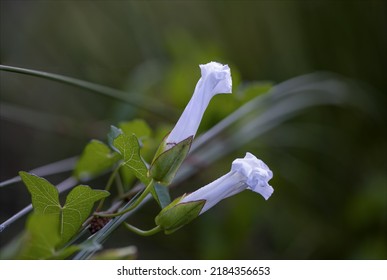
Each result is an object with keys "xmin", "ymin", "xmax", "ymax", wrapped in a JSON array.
[
  {"xmin": 149, "ymin": 136, "xmax": 193, "ymax": 185},
  {"xmin": 155, "ymin": 196, "xmax": 205, "ymax": 234}
]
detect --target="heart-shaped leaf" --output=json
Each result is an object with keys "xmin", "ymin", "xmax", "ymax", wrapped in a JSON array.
[
  {"xmin": 19, "ymin": 172, "xmax": 109, "ymax": 245},
  {"xmin": 113, "ymin": 133, "xmax": 150, "ymax": 185},
  {"xmin": 60, "ymin": 185, "xmax": 109, "ymax": 245}
]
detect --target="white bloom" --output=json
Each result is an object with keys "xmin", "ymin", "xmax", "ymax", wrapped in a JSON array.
[
  {"xmin": 180, "ymin": 152, "xmax": 274, "ymax": 214},
  {"xmin": 166, "ymin": 61, "xmax": 232, "ymax": 148}
]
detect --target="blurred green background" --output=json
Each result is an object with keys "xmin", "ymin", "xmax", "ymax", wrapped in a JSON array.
[{"xmin": 0, "ymin": 1, "xmax": 386, "ymax": 259}]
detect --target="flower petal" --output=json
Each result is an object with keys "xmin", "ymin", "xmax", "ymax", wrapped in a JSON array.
[
  {"xmin": 199, "ymin": 62, "xmax": 232, "ymax": 96},
  {"xmin": 231, "ymin": 152, "xmax": 274, "ymax": 200},
  {"xmin": 180, "ymin": 172, "xmax": 244, "ymax": 214},
  {"xmin": 166, "ymin": 62, "xmax": 232, "ymax": 145}
]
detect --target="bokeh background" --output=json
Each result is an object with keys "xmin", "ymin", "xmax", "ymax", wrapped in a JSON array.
[{"xmin": 0, "ymin": 1, "xmax": 386, "ymax": 259}]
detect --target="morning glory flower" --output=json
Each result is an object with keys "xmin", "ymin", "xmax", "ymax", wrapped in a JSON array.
[
  {"xmin": 180, "ymin": 152, "xmax": 274, "ymax": 214},
  {"xmin": 165, "ymin": 61, "xmax": 232, "ymax": 149},
  {"xmin": 154, "ymin": 152, "xmax": 274, "ymax": 233},
  {"xmin": 149, "ymin": 62, "xmax": 232, "ymax": 185}
]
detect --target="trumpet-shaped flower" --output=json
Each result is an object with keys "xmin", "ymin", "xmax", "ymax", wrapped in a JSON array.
[
  {"xmin": 154, "ymin": 152, "xmax": 273, "ymax": 234},
  {"xmin": 165, "ymin": 61, "xmax": 232, "ymax": 149},
  {"xmin": 180, "ymin": 152, "xmax": 274, "ymax": 214},
  {"xmin": 150, "ymin": 62, "xmax": 232, "ymax": 185}
]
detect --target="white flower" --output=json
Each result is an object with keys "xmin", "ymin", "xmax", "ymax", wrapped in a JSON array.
[
  {"xmin": 180, "ymin": 152, "xmax": 274, "ymax": 214},
  {"xmin": 166, "ymin": 61, "xmax": 232, "ymax": 148}
]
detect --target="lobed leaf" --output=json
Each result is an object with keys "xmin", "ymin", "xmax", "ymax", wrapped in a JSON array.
[
  {"xmin": 107, "ymin": 125, "xmax": 123, "ymax": 152},
  {"xmin": 117, "ymin": 120, "xmax": 153, "ymax": 188},
  {"xmin": 113, "ymin": 133, "xmax": 150, "ymax": 185},
  {"xmin": 19, "ymin": 171, "xmax": 60, "ymax": 217},
  {"xmin": 19, "ymin": 172, "xmax": 109, "ymax": 246},
  {"xmin": 60, "ymin": 185, "xmax": 109, "ymax": 245}
]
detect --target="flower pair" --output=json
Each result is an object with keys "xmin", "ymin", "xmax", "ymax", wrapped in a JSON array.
[{"xmin": 129, "ymin": 61, "xmax": 274, "ymax": 234}]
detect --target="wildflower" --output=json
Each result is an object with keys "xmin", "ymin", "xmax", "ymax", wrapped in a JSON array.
[
  {"xmin": 155, "ymin": 152, "xmax": 273, "ymax": 233},
  {"xmin": 165, "ymin": 61, "xmax": 232, "ymax": 149},
  {"xmin": 150, "ymin": 62, "xmax": 232, "ymax": 184},
  {"xmin": 180, "ymin": 152, "xmax": 273, "ymax": 213}
]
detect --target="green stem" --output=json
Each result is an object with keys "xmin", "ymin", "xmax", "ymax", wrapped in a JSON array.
[
  {"xmin": 0, "ymin": 64, "xmax": 175, "ymax": 120},
  {"xmin": 115, "ymin": 172, "xmax": 125, "ymax": 197},
  {"xmin": 96, "ymin": 164, "xmax": 121, "ymax": 211},
  {"xmin": 96, "ymin": 179, "xmax": 154, "ymax": 218},
  {"xmin": 124, "ymin": 223, "xmax": 161, "ymax": 236}
]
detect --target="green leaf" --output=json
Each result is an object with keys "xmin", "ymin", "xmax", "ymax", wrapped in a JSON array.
[
  {"xmin": 117, "ymin": 120, "xmax": 153, "ymax": 188},
  {"xmin": 151, "ymin": 183, "xmax": 171, "ymax": 209},
  {"xmin": 119, "ymin": 119, "xmax": 151, "ymax": 139},
  {"xmin": 74, "ymin": 140, "xmax": 120, "ymax": 181},
  {"xmin": 19, "ymin": 171, "xmax": 60, "ymax": 217},
  {"xmin": 113, "ymin": 133, "xmax": 150, "ymax": 185},
  {"xmin": 107, "ymin": 125, "xmax": 123, "ymax": 152},
  {"xmin": 155, "ymin": 197, "xmax": 205, "ymax": 234},
  {"xmin": 60, "ymin": 185, "xmax": 109, "ymax": 245},
  {"xmin": 19, "ymin": 214, "xmax": 61, "ymax": 259},
  {"xmin": 19, "ymin": 172, "xmax": 109, "ymax": 245},
  {"xmin": 149, "ymin": 136, "xmax": 192, "ymax": 185},
  {"xmin": 9, "ymin": 214, "xmax": 80, "ymax": 260}
]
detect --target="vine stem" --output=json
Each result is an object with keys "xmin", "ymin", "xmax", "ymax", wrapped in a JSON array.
[
  {"xmin": 124, "ymin": 223, "xmax": 161, "ymax": 236},
  {"xmin": 0, "ymin": 64, "xmax": 175, "ymax": 120},
  {"xmin": 95, "ymin": 179, "xmax": 154, "ymax": 218},
  {"xmin": 95, "ymin": 164, "xmax": 122, "ymax": 211}
]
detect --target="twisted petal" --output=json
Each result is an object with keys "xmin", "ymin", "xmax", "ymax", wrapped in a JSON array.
[
  {"xmin": 232, "ymin": 152, "xmax": 274, "ymax": 200},
  {"xmin": 199, "ymin": 61, "xmax": 232, "ymax": 96}
]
